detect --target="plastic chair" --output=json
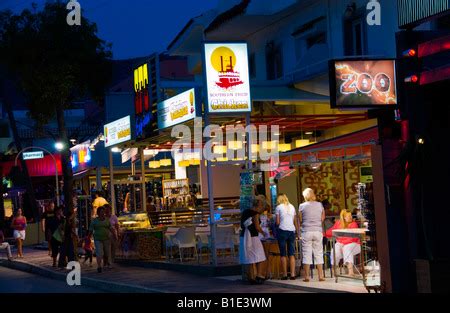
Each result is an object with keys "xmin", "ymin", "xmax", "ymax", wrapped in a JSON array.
[
  {"xmin": 195, "ymin": 226, "xmax": 210, "ymax": 262},
  {"xmin": 216, "ymin": 225, "xmax": 236, "ymax": 259},
  {"xmin": 172, "ymin": 226, "xmax": 197, "ymax": 262},
  {"xmin": 164, "ymin": 227, "xmax": 180, "ymax": 260}
]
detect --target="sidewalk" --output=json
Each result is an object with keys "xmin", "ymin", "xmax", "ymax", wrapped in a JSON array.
[{"xmin": 0, "ymin": 248, "xmax": 310, "ymax": 293}]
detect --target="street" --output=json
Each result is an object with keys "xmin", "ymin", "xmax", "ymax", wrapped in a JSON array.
[{"xmin": 0, "ymin": 267, "xmax": 104, "ymax": 293}]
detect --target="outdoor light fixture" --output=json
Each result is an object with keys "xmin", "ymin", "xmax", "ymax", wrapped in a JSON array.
[
  {"xmin": 262, "ymin": 141, "xmax": 277, "ymax": 150},
  {"xmin": 111, "ymin": 147, "xmax": 121, "ymax": 153},
  {"xmin": 160, "ymin": 158, "xmax": 172, "ymax": 166},
  {"xmin": 402, "ymin": 48, "xmax": 417, "ymax": 57},
  {"xmin": 418, "ymin": 138, "xmax": 425, "ymax": 145},
  {"xmin": 149, "ymin": 161, "xmax": 161, "ymax": 169},
  {"xmin": 296, "ymin": 139, "xmax": 310, "ymax": 148},
  {"xmin": 278, "ymin": 143, "xmax": 292, "ymax": 152},
  {"xmin": 54, "ymin": 142, "xmax": 65, "ymax": 151},
  {"xmin": 189, "ymin": 159, "xmax": 201, "ymax": 166},
  {"xmin": 251, "ymin": 144, "xmax": 260, "ymax": 153},
  {"xmin": 405, "ymin": 75, "xmax": 419, "ymax": 83},
  {"xmin": 178, "ymin": 160, "xmax": 190, "ymax": 167},
  {"xmin": 213, "ymin": 145, "xmax": 226, "ymax": 154},
  {"xmin": 70, "ymin": 139, "xmax": 77, "ymax": 144}
]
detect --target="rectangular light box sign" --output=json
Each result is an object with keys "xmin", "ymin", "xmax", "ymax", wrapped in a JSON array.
[
  {"xmin": 204, "ymin": 42, "xmax": 252, "ymax": 114},
  {"xmin": 329, "ymin": 59, "xmax": 398, "ymax": 108},
  {"xmin": 104, "ymin": 116, "xmax": 132, "ymax": 148},
  {"xmin": 157, "ymin": 89, "xmax": 196, "ymax": 129}
]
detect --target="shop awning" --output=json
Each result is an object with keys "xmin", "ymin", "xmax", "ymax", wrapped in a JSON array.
[
  {"xmin": 280, "ymin": 127, "xmax": 379, "ymax": 164},
  {"xmin": 0, "ymin": 154, "xmax": 63, "ymax": 177},
  {"xmin": 250, "ymin": 86, "xmax": 329, "ymax": 102}
]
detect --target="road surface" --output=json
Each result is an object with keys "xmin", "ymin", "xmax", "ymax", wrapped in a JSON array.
[{"xmin": 0, "ymin": 266, "xmax": 104, "ymax": 293}]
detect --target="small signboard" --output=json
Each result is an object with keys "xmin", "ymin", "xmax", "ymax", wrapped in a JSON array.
[{"xmin": 23, "ymin": 151, "xmax": 44, "ymax": 160}]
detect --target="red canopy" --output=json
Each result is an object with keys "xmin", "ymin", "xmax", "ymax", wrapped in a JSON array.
[{"xmin": 0, "ymin": 154, "xmax": 63, "ymax": 177}]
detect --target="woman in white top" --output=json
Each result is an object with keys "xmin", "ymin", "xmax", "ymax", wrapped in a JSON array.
[
  {"xmin": 299, "ymin": 188, "xmax": 325, "ymax": 282},
  {"xmin": 275, "ymin": 194, "xmax": 299, "ymax": 280}
]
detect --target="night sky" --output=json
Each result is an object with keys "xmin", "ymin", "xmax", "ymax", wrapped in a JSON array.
[{"xmin": 0, "ymin": 0, "xmax": 218, "ymax": 59}]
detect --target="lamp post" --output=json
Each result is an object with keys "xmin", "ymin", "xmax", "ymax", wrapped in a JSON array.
[{"xmin": 14, "ymin": 146, "xmax": 60, "ymax": 206}]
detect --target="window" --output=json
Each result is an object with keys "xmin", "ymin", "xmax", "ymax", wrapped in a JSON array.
[
  {"xmin": 292, "ymin": 16, "xmax": 328, "ymax": 61},
  {"xmin": 344, "ymin": 12, "xmax": 366, "ymax": 56},
  {"xmin": 266, "ymin": 42, "xmax": 284, "ymax": 80},
  {"xmin": 306, "ymin": 32, "xmax": 327, "ymax": 49},
  {"xmin": 249, "ymin": 53, "xmax": 256, "ymax": 79},
  {"xmin": 0, "ymin": 121, "xmax": 10, "ymax": 138}
]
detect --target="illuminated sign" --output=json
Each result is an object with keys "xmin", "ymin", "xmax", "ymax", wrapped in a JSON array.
[
  {"xmin": 204, "ymin": 42, "xmax": 251, "ymax": 113},
  {"xmin": 23, "ymin": 151, "xmax": 44, "ymax": 160},
  {"xmin": 134, "ymin": 63, "xmax": 151, "ymax": 139},
  {"xmin": 104, "ymin": 116, "xmax": 131, "ymax": 147},
  {"xmin": 70, "ymin": 141, "xmax": 91, "ymax": 172},
  {"xmin": 157, "ymin": 89, "xmax": 196, "ymax": 129},
  {"xmin": 329, "ymin": 59, "xmax": 397, "ymax": 108}
]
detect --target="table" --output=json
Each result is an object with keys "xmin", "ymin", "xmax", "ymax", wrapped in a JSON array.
[{"xmin": 331, "ymin": 228, "xmax": 367, "ymax": 286}]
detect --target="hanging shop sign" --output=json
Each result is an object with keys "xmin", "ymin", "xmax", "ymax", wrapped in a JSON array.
[
  {"xmin": 70, "ymin": 141, "xmax": 91, "ymax": 173},
  {"xmin": 23, "ymin": 151, "xmax": 44, "ymax": 160},
  {"xmin": 134, "ymin": 56, "xmax": 160, "ymax": 140},
  {"xmin": 203, "ymin": 42, "xmax": 251, "ymax": 113},
  {"xmin": 157, "ymin": 89, "xmax": 197, "ymax": 129},
  {"xmin": 104, "ymin": 116, "xmax": 131, "ymax": 148},
  {"xmin": 121, "ymin": 148, "xmax": 139, "ymax": 164},
  {"xmin": 329, "ymin": 59, "xmax": 397, "ymax": 108}
]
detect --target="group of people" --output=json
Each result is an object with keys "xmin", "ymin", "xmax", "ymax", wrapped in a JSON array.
[
  {"xmin": 240, "ymin": 188, "xmax": 362, "ymax": 284},
  {"xmin": 40, "ymin": 196, "xmax": 120, "ymax": 273}
]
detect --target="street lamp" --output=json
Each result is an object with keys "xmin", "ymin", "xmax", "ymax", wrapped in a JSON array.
[
  {"xmin": 54, "ymin": 142, "xmax": 65, "ymax": 151},
  {"xmin": 14, "ymin": 146, "xmax": 60, "ymax": 206}
]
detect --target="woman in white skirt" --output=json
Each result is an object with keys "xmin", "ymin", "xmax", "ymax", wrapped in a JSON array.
[
  {"xmin": 239, "ymin": 197, "xmax": 267, "ymax": 284},
  {"xmin": 11, "ymin": 208, "xmax": 27, "ymax": 258}
]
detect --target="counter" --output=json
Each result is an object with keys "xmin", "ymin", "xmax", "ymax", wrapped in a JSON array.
[{"xmin": 117, "ymin": 228, "xmax": 165, "ymax": 260}]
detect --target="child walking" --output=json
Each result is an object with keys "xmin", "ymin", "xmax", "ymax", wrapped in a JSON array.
[{"xmin": 82, "ymin": 234, "xmax": 94, "ymax": 266}]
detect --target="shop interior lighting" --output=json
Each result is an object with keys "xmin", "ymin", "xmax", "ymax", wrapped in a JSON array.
[
  {"xmin": 228, "ymin": 141, "xmax": 243, "ymax": 150},
  {"xmin": 305, "ymin": 131, "xmax": 314, "ymax": 135},
  {"xmin": 262, "ymin": 141, "xmax": 278, "ymax": 150},
  {"xmin": 111, "ymin": 147, "xmax": 121, "ymax": 153},
  {"xmin": 216, "ymin": 157, "xmax": 228, "ymax": 162}
]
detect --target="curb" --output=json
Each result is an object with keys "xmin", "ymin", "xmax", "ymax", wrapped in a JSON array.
[
  {"xmin": 0, "ymin": 259, "xmax": 166, "ymax": 293},
  {"xmin": 263, "ymin": 279, "xmax": 350, "ymax": 293}
]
